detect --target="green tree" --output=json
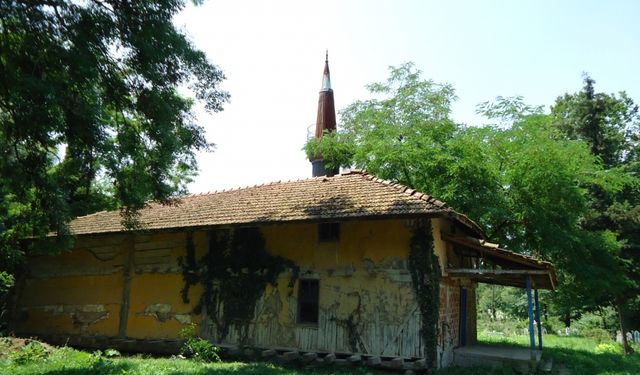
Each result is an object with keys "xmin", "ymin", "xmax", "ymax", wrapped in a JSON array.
[
  {"xmin": 551, "ymin": 75, "xmax": 640, "ymax": 354},
  {"xmin": 305, "ymin": 64, "xmax": 627, "ymax": 346},
  {"xmin": 0, "ymin": 0, "xmax": 228, "ymax": 318}
]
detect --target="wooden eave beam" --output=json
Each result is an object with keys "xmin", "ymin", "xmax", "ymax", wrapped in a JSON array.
[
  {"xmin": 442, "ymin": 233, "xmax": 549, "ymax": 270},
  {"xmin": 446, "ymin": 268, "xmax": 549, "ymax": 276},
  {"xmin": 446, "ymin": 268, "xmax": 555, "ymax": 290}
]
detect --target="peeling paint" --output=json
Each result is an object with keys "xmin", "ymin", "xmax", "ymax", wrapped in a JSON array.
[
  {"xmin": 174, "ymin": 314, "xmax": 192, "ymax": 324},
  {"xmin": 15, "ymin": 218, "xmax": 472, "ymax": 369},
  {"xmin": 142, "ymin": 304, "xmax": 173, "ymax": 322}
]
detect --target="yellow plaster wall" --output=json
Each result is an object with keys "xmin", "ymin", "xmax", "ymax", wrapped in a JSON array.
[
  {"xmin": 15, "ymin": 217, "xmax": 467, "ymax": 359},
  {"xmin": 206, "ymin": 219, "xmax": 423, "ymax": 356},
  {"xmin": 261, "ymin": 218, "xmax": 411, "ymax": 269},
  {"xmin": 14, "ymin": 235, "xmax": 128, "ymax": 337},
  {"xmin": 124, "ymin": 231, "xmax": 204, "ymax": 339},
  {"xmin": 260, "ymin": 218, "xmax": 417, "ymax": 331}
]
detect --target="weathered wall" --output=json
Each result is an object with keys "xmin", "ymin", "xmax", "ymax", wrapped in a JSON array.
[
  {"xmin": 437, "ymin": 278, "xmax": 460, "ymax": 367},
  {"xmin": 14, "ymin": 234, "xmax": 129, "ymax": 337},
  {"xmin": 206, "ymin": 219, "xmax": 423, "ymax": 357},
  {"xmin": 13, "ymin": 231, "xmax": 204, "ymax": 340},
  {"xmin": 14, "ymin": 217, "xmax": 467, "ymax": 366},
  {"xmin": 124, "ymin": 231, "xmax": 205, "ymax": 339},
  {"xmin": 206, "ymin": 218, "xmax": 462, "ymax": 362}
]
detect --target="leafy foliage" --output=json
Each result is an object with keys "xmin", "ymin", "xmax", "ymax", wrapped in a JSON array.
[
  {"xmin": 0, "ymin": 0, "xmax": 228, "ymax": 310},
  {"xmin": 303, "ymin": 131, "xmax": 354, "ymax": 171},
  {"xmin": 9, "ymin": 341, "xmax": 49, "ymax": 365},
  {"xmin": 408, "ymin": 220, "xmax": 440, "ymax": 371},
  {"xmin": 181, "ymin": 227, "xmax": 298, "ymax": 343},
  {"xmin": 179, "ymin": 323, "xmax": 221, "ymax": 363},
  {"xmin": 550, "ymin": 75, "xmax": 640, "ymax": 353},
  {"xmin": 310, "ymin": 63, "xmax": 639, "ymax": 354}
]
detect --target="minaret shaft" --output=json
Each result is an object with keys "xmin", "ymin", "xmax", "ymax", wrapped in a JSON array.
[{"xmin": 311, "ymin": 52, "xmax": 338, "ymax": 177}]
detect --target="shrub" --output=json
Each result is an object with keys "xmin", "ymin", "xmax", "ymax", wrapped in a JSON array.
[
  {"xmin": 9, "ymin": 341, "xmax": 49, "ymax": 364},
  {"xmin": 103, "ymin": 348, "xmax": 121, "ymax": 358},
  {"xmin": 582, "ymin": 328, "xmax": 613, "ymax": 342},
  {"xmin": 179, "ymin": 323, "xmax": 221, "ymax": 362},
  {"xmin": 594, "ymin": 342, "xmax": 624, "ymax": 354}
]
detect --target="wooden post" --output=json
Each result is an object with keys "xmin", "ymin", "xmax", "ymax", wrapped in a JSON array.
[
  {"xmin": 118, "ymin": 235, "xmax": 135, "ymax": 338},
  {"xmin": 526, "ymin": 276, "xmax": 535, "ymax": 351},
  {"xmin": 534, "ymin": 288, "xmax": 542, "ymax": 350}
]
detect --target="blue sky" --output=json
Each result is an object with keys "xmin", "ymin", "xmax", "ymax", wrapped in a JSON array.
[{"xmin": 175, "ymin": 0, "xmax": 640, "ymax": 193}]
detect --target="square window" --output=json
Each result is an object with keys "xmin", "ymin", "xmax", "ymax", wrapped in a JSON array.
[
  {"xmin": 318, "ymin": 222, "xmax": 340, "ymax": 243},
  {"xmin": 298, "ymin": 279, "xmax": 319, "ymax": 324}
]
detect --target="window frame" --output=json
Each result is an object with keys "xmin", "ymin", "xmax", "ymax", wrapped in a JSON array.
[
  {"xmin": 297, "ymin": 279, "xmax": 320, "ymax": 325},
  {"xmin": 318, "ymin": 222, "xmax": 340, "ymax": 243}
]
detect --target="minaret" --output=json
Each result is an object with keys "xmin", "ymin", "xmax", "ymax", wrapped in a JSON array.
[{"xmin": 311, "ymin": 51, "xmax": 338, "ymax": 177}]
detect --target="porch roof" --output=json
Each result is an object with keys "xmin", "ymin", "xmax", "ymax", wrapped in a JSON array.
[{"xmin": 442, "ymin": 234, "xmax": 557, "ymax": 290}]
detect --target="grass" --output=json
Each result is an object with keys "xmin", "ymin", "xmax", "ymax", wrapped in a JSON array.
[
  {"xmin": 0, "ymin": 340, "xmax": 381, "ymax": 375},
  {"xmin": 461, "ymin": 333, "xmax": 640, "ymax": 375},
  {"xmin": 1, "ymin": 335, "xmax": 639, "ymax": 375}
]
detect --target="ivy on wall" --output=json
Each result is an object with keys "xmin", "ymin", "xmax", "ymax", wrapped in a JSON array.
[
  {"xmin": 180, "ymin": 227, "xmax": 298, "ymax": 343},
  {"xmin": 408, "ymin": 219, "xmax": 441, "ymax": 371}
]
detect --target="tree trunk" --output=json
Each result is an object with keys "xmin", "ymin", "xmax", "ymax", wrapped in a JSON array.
[
  {"xmin": 616, "ymin": 297, "xmax": 634, "ymax": 355},
  {"xmin": 597, "ymin": 306, "xmax": 608, "ymax": 330},
  {"xmin": 491, "ymin": 286, "xmax": 497, "ymax": 321}
]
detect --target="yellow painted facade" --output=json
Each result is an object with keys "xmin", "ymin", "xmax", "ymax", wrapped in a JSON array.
[{"xmin": 14, "ymin": 217, "xmax": 473, "ymax": 366}]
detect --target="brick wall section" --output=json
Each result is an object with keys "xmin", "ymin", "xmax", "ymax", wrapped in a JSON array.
[{"xmin": 437, "ymin": 278, "xmax": 460, "ymax": 368}]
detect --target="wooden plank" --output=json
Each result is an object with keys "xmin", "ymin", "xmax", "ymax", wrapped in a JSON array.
[
  {"xmin": 447, "ymin": 268, "xmax": 549, "ymax": 276},
  {"xmin": 442, "ymin": 234, "xmax": 547, "ymax": 268}
]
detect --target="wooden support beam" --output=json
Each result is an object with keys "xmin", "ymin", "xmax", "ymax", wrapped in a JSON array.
[
  {"xmin": 447, "ymin": 268, "xmax": 549, "ymax": 275},
  {"xmin": 442, "ymin": 234, "xmax": 545, "ymax": 268}
]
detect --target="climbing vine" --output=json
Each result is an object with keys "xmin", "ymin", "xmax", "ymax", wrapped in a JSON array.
[
  {"xmin": 408, "ymin": 219, "xmax": 441, "ymax": 371},
  {"xmin": 179, "ymin": 232, "xmax": 198, "ymax": 304},
  {"xmin": 180, "ymin": 227, "xmax": 298, "ymax": 343}
]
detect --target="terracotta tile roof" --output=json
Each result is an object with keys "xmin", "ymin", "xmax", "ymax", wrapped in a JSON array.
[{"xmin": 68, "ymin": 170, "xmax": 485, "ymax": 236}]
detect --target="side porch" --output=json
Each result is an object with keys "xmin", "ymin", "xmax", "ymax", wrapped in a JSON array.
[{"xmin": 442, "ymin": 234, "xmax": 557, "ymax": 372}]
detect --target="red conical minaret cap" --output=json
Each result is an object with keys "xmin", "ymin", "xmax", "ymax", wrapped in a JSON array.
[{"xmin": 315, "ymin": 51, "xmax": 336, "ymax": 139}]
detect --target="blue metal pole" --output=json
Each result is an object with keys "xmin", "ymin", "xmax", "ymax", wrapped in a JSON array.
[
  {"xmin": 535, "ymin": 288, "xmax": 543, "ymax": 350},
  {"xmin": 526, "ymin": 276, "xmax": 535, "ymax": 351}
]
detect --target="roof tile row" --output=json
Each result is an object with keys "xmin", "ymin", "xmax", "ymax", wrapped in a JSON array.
[{"xmin": 68, "ymin": 170, "xmax": 483, "ymax": 236}]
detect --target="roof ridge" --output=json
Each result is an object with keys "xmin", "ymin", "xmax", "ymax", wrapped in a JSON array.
[
  {"xmin": 355, "ymin": 173, "xmax": 450, "ymax": 209},
  {"xmin": 76, "ymin": 210, "xmax": 108, "ymax": 219}
]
